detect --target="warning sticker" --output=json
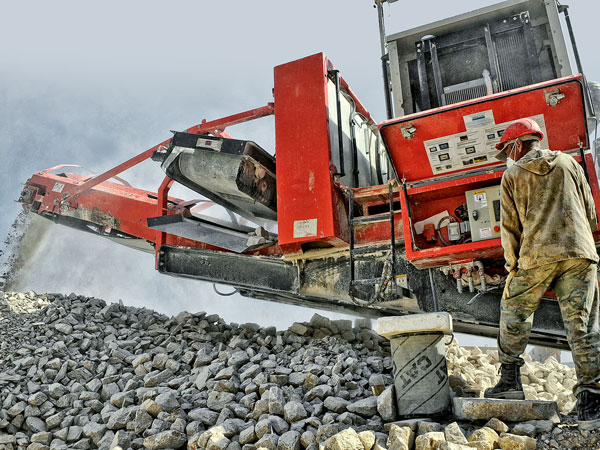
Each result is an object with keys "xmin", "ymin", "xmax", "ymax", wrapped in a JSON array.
[
  {"xmin": 395, "ymin": 274, "xmax": 408, "ymax": 289},
  {"xmin": 52, "ymin": 182, "xmax": 65, "ymax": 193},
  {"xmin": 479, "ymin": 227, "xmax": 492, "ymax": 239},
  {"xmin": 424, "ymin": 114, "xmax": 548, "ymax": 175},
  {"xmin": 293, "ymin": 219, "xmax": 317, "ymax": 238},
  {"xmin": 196, "ymin": 138, "xmax": 223, "ymax": 152},
  {"xmin": 473, "ymin": 191, "xmax": 488, "ymax": 208}
]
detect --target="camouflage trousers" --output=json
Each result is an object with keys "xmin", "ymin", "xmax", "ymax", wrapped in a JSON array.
[{"xmin": 498, "ymin": 258, "xmax": 600, "ymax": 396}]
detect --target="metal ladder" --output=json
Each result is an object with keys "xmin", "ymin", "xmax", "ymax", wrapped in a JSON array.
[{"xmin": 348, "ymin": 182, "xmax": 396, "ymax": 304}]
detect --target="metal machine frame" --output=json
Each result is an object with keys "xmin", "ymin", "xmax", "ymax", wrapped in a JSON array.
[
  {"xmin": 17, "ymin": 0, "xmax": 600, "ymax": 351},
  {"xmin": 19, "ymin": 50, "xmax": 598, "ymax": 349},
  {"xmin": 384, "ymin": 0, "xmax": 572, "ymax": 116}
]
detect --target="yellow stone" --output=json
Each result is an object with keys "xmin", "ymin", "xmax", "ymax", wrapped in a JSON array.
[
  {"xmin": 326, "ymin": 428, "xmax": 365, "ymax": 450},
  {"xmin": 467, "ymin": 427, "xmax": 499, "ymax": 449},
  {"xmin": 498, "ymin": 433, "xmax": 536, "ymax": 450},
  {"xmin": 415, "ymin": 432, "xmax": 445, "ymax": 450},
  {"xmin": 388, "ymin": 425, "xmax": 415, "ymax": 450},
  {"xmin": 358, "ymin": 431, "xmax": 376, "ymax": 450}
]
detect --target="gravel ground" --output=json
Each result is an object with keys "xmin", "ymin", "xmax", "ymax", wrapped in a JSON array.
[{"xmin": 0, "ymin": 290, "xmax": 597, "ymax": 450}]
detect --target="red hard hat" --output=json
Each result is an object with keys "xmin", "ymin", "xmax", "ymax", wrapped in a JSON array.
[{"xmin": 495, "ymin": 118, "xmax": 544, "ymax": 151}]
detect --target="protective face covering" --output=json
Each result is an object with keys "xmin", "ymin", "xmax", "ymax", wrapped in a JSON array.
[{"xmin": 506, "ymin": 140, "xmax": 519, "ymax": 168}]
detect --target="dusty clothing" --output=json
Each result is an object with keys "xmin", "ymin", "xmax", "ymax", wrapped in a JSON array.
[
  {"xmin": 498, "ymin": 148, "xmax": 600, "ymax": 396},
  {"xmin": 500, "ymin": 149, "xmax": 598, "ymax": 272},
  {"xmin": 498, "ymin": 259, "xmax": 600, "ymax": 396}
]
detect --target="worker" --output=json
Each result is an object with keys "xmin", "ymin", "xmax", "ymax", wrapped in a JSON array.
[{"xmin": 484, "ymin": 117, "xmax": 600, "ymax": 430}]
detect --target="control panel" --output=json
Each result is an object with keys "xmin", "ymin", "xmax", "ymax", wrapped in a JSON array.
[
  {"xmin": 383, "ymin": 76, "xmax": 593, "ymax": 268},
  {"xmin": 424, "ymin": 113, "xmax": 548, "ymax": 175},
  {"xmin": 465, "ymin": 185, "xmax": 501, "ymax": 241}
]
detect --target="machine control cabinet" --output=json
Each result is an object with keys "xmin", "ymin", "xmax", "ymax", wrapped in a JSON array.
[
  {"xmin": 379, "ymin": 75, "xmax": 599, "ymax": 268},
  {"xmin": 465, "ymin": 185, "xmax": 501, "ymax": 242}
]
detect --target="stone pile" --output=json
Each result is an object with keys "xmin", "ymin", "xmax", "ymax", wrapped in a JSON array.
[
  {"xmin": 445, "ymin": 341, "xmax": 578, "ymax": 414},
  {"xmin": 0, "ymin": 290, "xmax": 595, "ymax": 450}
]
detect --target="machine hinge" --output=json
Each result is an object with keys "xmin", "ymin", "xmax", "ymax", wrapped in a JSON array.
[
  {"xmin": 545, "ymin": 88, "xmax": 565, "ymax": 107},
  {"xmin": 400, "ymin": 123, "xmax": 417, "ymax": 140}
]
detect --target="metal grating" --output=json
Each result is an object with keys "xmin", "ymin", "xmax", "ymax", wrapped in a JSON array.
[
  {"xmin": 443, "ymin": 79, "xmax": 488, "ymax": 104},
  {"xmin": 495, "ymin": 29, "xmax": 529, "ymax": 90}
]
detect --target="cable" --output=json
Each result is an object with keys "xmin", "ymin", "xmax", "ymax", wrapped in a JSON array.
[
  {"xmin": 212, "ymin": 284, "xmax": 239, "ymax": 297},
  {"xmin": 436, "ymin": 215, "xmax": 457, "ymax": 246},
  {"xmin": 341, "ymin": 91, "xmax": 361, "ymax": 187},
  {"xmin": 368, "ymin": 255, "xmax": 394, "ymax": 306},
  {"xmin": 466, "ymin": 285, "xmax": 501, "ymax": 305}
]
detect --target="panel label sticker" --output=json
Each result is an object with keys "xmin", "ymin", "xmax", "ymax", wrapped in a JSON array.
[
  {"xmin": 463, "ymin": 109, "xmax": 495, "ymax": 130},
  {"xmin": 424, "ymin": 114, "xmax": 548, "ymax": 175},
  {"xmin": 473, "ymin": 191, "xmax": 488, "ymax": 208},
  {"xmin": 52, "ymin": 182, "xmax": 65, "ymax": 193},
  {"xmin": 479, "ymin": 227, "xmax": 492, "ymax": 239},
  {"xmin": 293, "ymin": 218, "xmax": 317, "ymax": 238},
  {"xmin": 196, "ymin": 138, "xmax": 223, "ymax": 152},
  {"xmin": 395, "ymin": 274, "xmax": 408, "ymax": 289}
]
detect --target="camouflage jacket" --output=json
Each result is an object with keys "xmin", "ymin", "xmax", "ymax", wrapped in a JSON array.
[{"xmin": 500, "ymin": 149, "xmax": 598, "ymax": 271}]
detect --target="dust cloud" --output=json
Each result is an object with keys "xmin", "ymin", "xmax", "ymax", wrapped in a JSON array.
[{"xmin": 9, "ymin": 219, "xmax": 354, "ymax": 329}]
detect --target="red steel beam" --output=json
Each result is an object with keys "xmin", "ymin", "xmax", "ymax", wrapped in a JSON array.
[
  {"xmin": 68, "ymin": 103, "xmax": 275, "ymax": 200},
  {"xmin": 197, "ymin": 103, "xmax": 275, "ymax": 134}
]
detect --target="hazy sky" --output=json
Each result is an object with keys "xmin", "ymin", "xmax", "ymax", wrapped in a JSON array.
[{"xmin": 1, "ymin": 0, "xmax": 598, "ymax": 334}]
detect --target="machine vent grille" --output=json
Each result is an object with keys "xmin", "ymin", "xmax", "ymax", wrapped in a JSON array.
[
  {"xmin": 444, "ymin": 82, "xmax": 488, "ymax": 105},
  {"xmin": 495, "ymin": 29, "xmax": 530, "ymax": 90}
]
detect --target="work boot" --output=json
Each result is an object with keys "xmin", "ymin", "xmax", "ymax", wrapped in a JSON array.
[
  {"xmin": 577, "ymin": 391, "xmax": 600, "ymax": 430},
  {"xmin": 484, "ymin": 363, "xmax": 525, "ymax": 400}
]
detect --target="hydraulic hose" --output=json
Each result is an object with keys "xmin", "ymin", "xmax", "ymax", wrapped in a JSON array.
[{"xmin": 213, "ymin": 284, "xmax": 239, "ymax": 297}]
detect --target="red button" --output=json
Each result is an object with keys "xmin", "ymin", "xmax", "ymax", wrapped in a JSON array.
[{"xmin": 494, "ymin": 225, "xmax": 500, "ymax": 232}]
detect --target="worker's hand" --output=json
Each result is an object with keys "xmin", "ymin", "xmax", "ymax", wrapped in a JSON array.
[{"xmin": 502, "ymin": 269, "xmax": 517, "ymax": 300}]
